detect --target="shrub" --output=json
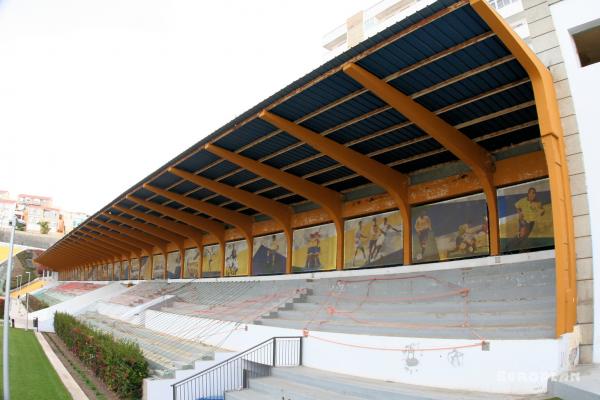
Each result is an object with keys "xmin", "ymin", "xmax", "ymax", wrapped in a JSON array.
[{"xmin": 54, "ymin": 312, "xmax": 148, "ymax": 399}]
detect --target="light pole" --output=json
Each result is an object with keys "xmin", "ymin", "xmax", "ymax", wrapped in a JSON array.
[
  {"xmin": 25, "ymin": 271, "xmax": 31, "ymax": 331},
  {"xmin": 3, "ymin": 214, "xmax": 17, "ymax": 400},
  {"xmin": 17, "ymin": 275, "xmax": 22, "ymax": 294}
]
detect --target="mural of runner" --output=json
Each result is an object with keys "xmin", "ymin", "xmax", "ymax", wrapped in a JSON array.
[
  {"xmin": 184, "ymin": 248, "xmax": 200, "ymax": 279},
  {"xmin": 253, "ymin": 233, "xmax": 287, "ymax": 275},
  {"xmin": 498, "ymin": 178, "xmax": 554, "ymax": 252},
  {"xmin": 153, "ymin": 254, "xmax": 165, "ymax": 280},
  {"xmin": 225, "ymin": 240, "xmax": 248, "ymax": 276},
  {"xmin": 121, "ymin": 260, "xmax": 129, "ymax": 280},
  {"xmin": 167, "ymin": 251, "xmax": 181, "ymax": 279},
  {"xmin": 292, "ymin": 223, "xmax": 336, "ymax": 272},
  {"xmin": 202, "ymin": 244, "xmax": 221, "ymax": 278},
  {"xmin": 344, "ymin": 210, "xmax": 403, "ymax": 269},
  {"xmin": 411, "ymin": 193, "xmax": 489, "ymax": 263},
  {"xmin": 114, "ymin": 262, "xmax": 121, "ymax": 281},
  {"xmin": 130, "ymin": 258, "xmax": 140, "ymax": 280},
  {"xmin": 140, "ymin": 256, "xmax": 149, "ymax": 280}
]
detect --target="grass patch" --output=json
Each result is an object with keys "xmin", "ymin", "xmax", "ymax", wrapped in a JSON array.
[{"xmin": 0, "ymin": 327, "xmax": 71, "ymax": 400}]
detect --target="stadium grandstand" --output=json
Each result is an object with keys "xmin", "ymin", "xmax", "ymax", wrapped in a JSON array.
[{"xmin": 25, "ymin": 0, "xmax": 598, "ymax": 399}]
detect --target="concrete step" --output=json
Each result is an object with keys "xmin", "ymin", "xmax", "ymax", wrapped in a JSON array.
[
  {"xmin": 270, "ymin": 367, "xmax": 538, "ymax": 400},
  {"xmin": 267, "ymin": 308, "xmax": 554, "ymax": 325},
  {"xmin": 256, "ymin": 318, "xmax": 554, "ymax": 339},
  {"xmin": 225, "ymin": 389, "xmax": 272, "ymax": 400},
  {"xmin": 248, "ymin": 376, "xmax": 366, "ymax": 400},
  {"xmin": 548, "ymin": 365, "xmax": 600, "ymax": 400},
  {"xmin": 288, "ymin": 297, "xmax": 554, "ymax": 313}
]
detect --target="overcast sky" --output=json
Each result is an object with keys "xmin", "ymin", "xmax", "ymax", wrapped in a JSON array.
[{"xmin": 0, "ymin": 0, "xmax": 373, "ymax": 214}]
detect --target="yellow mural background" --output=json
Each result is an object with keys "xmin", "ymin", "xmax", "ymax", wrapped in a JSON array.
[
  {"xmin": 202, "ymin": 244, "xmax": 222, "ymax": 277},
  {"xmin": 167, "ymin": 251, "xmax": 180, "ymax": 278},
  {"xmin": 184, "ymin": 248, "xmax": 200, "ymax": 279},
  {"xmin": 140, "ymin": 257, "xmax": 150, "ymax": 280},
  {"xmin": 344, "ymin": 210, "xmax": 403, "ymax": 269},
  {"xmin": 292, "ymin": 223, "xmax": 336, "ymax": 272},
  {"xmin": 131, "ymin": 258, "xmax": 140, "ymax": 280},
  {"xmin": 225, "ymin": 240, "xmax": 248, "ymax": 276},
  {"xmin": 153, "ymin": 254, "xmax": 165, "ymax": 280}
]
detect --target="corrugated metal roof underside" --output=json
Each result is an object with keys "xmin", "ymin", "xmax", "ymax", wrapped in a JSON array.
[{"xmin": 45, "ymin": 0, "xmax": 544, "ymax": 263}]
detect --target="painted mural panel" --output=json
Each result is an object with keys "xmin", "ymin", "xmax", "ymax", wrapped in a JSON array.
[
  {"xmin": 411, "ymin": 193, "xmax": 489, "ymax": 263},
  {"xmin": 292, "ymin": 223, "xmax": 336, "ymax": 272},
  {"xmin": 121, "ymin": 261, "xmax": 129, "ymax": 280},
  {"xmin": 140, "ymin": 256, "xmax": 149, "ymax": 280},
  {"xmin": 344, "ymin": 210, "xmax": 403, "ymax": 269},
  {"xmin": 167, "ymin": 251, "xmax": 181, "ymax": 279},
  {"xmin": 225, "ymin": 240, "xmax": 248, "ymax": 276},
  {"xmin": 86, "ymin": 267, "xmax": 93, "ymax": 281},
  {"xmin": 498, "ymin": 178, "xmax": 554, "ymax": 253},
  {"xmin": 184, "ymin": 248, "xmax": 200, "ymax": 279},
  {"xmin": 153, "ymin": 254, "xmax": 165, "ymax": 280},
  {"xmin": 131, "ymin": 258, "xmax": 140, "ymax": 280},
  {"xmin": 253, "ymin": 233, "xmax": 287, "ymax": 275},
  {"xmin": 114, "ymin": 262, "xmax": 121, "ymax": 281},
  {"xmin": 202, "ymin": 244, "xmax": 221, "ymax": 278}
]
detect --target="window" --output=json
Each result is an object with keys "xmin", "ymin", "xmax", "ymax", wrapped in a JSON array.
[{"xmin": 571, "ymin": 20, "xmax": 600, "ymax": 67}]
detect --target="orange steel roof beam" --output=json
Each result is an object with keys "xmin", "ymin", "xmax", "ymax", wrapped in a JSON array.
[
  {"xmin": 205, "ymin": 143, "xmax": 345, "ymax": 270},
  {"xmin": 470, "ymin": 0, "xmax": 576, "ymax": 337},
  {"xmin": 91, "ymin": 219, "xmax": 155, "ymax": 254},
  {"xmin": 101, "ymin": 213, "xmax": 171, "ymax": 279},
  {"xmin": 63, "ymin": 239, "xmax": 115, "ymax": 265},
  {"xmin": 114, "ymin": 203, "xmax": 202, "ymax": 278},
  {"xmin": 123, "ymin": 197, "xmax": 206, "ymax": 249},
  {"xmin": 167, "ymin": 167, "xmax": 295, "ymax": 273},
  {"xmin": 259, "ymin": 110, "xmax": 412, "ymax": 266},
  {"xmin": 109, "ymin": 209, "xmax": 187, "ymax": 248},
  {"xmin": 101, "ymin": 214, "xmax": 170, "ymax": 250},
  {"xmin": 342, "ymin": 62, "xmax": 500, "ymax": 257},
  {"xmin": 143, "ymin": 184, "xmax": 254, "ymax": 276},
  {"xmin": 73, "ymin": 233, "xmax": 128, "ymax": 260},
  {"xmin": 84, "ymin": 229, "xmax": 142, "ymax": 257},
  {"xmin": 123, "ymin": 194, "xmax": 227, "ymax": 277}
]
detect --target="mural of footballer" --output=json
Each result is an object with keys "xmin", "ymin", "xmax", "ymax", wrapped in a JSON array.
[
  {"xmin": 414, "ymin": 211, "xmax": 432, "ymax": 261},
  {"xmin": 514, "ymin": 187, "xmax": 545, "ymax": 248}
]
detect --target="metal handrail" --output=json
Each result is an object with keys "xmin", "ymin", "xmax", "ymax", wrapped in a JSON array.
[{"xmin": 171, "ymin": 336, "xmax": 303, "ymax": 400}]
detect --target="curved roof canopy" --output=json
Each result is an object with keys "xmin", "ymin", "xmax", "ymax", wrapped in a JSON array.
[{"xmin": 38, "ymin": 0, "xmax": 542, "ymax": 269}]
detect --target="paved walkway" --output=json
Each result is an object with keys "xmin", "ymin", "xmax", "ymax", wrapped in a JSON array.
[{"xmin": 8, "ymin": 295, "xmax": 31, "ymax": 329}]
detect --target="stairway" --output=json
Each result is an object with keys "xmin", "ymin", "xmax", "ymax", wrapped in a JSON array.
[{"xmin": 225, "ymin": 366, "xmax": 548, "ymax": 400}]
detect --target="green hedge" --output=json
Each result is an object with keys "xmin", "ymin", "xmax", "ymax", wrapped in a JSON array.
[
  {"xmin": 54, "ymin": 312, "xmax": 148, "ymax": 399},
  {"xmin": 24, "ymin": 295, "xmax": 49, "ymax": 312}
]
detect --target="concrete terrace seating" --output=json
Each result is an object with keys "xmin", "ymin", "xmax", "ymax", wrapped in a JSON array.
[
  {"xmin": 225, "ymin": 366, "xmax": 537, "ymax": 400},
  {"xmin": 156, "ymin": 280, "xmax": 310, "ymax": 323},
  {"xmin": 80, "ymin": 311, "xmax": 226, "ymax": 377},
  {"xmin": 33, "ymin": 282, "xmax": 104, "ymax": 306},
  {"xmin": 109, "ymin": 281, "xmax": 172, "ymax": 306},
  {"xmin": 254, "ymin": 259, "xmax": 556, "ymax": 340}
]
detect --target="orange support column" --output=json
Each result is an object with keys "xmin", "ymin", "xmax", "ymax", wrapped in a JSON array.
[
  {"xmin": 205, "ymin": 144, "xmax": 345, "ymax": 271},
  {"xmin": 470, "ymin": 0, "xmax": 576, "ymax": 336},
  {"xmin": 259, "ymin": 110, "xmax": 412, "ymax": 266},
  {"xmin": 342, "ymin": 62, "xmax": 500, "ymax": 258},
  {"xmin": 168, "ymin": 167, "xmax": 295, "ymax": 274}
]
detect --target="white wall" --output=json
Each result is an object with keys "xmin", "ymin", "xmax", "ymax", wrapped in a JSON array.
[
  {"xmin": 142, "ymin": 310, "xmax": 579, "ymax": 394},
  {"xmin": 550, "ymin": 0, "xmax": 600, "ymax": 364}
]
